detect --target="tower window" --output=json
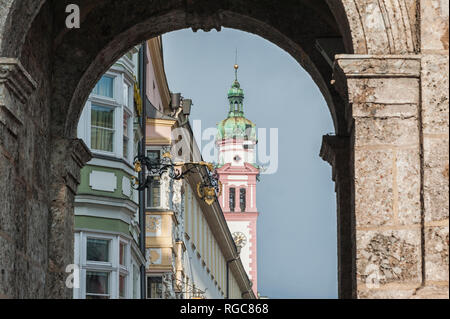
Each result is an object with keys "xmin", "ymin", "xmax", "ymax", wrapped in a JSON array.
[
  {"xmin": 240, "ymin": 188, "xmax": 246, "ymax": 212},
  {"xmin": 229, "ymin": 187, "xmax": 236, "ymax": 212}
]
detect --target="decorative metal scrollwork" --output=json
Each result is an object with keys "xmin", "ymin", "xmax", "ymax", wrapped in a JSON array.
[{"xmin": 132, "ymin": 152, "xmax": 221, "ymax": 205}]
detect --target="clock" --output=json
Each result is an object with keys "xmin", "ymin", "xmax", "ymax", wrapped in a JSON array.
[{"xmin": 232, "ymin": 232, "xmax": 247, "ymax": 248}]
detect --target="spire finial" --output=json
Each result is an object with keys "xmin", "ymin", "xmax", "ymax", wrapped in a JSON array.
[{"xmin": 234, "ymin": 48, "xmax": 239, "ymax": 81}]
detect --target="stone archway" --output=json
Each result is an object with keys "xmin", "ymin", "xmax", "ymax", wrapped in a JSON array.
[{"xmin": 0, "ymin": 0, "xmax": 448, "ymax": 299}]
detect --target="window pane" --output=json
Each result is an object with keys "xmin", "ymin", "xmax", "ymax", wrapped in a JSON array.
[
  {"xmin": 119, "ymin": 274, "xmax": 126, "ymax": 298},
  {"xmin": 91, "ymin": 105, "xmax": 114, "ymax": 152},
  {"xmin": 86, "ymin": 271, "xmax": 109, "ymax": 297},
  {"xmin": 240, "ymin": 188, "xmax": 246, "ymax": 212},
  {"xmin": 92, "ymin": 105, "xmax": 114, "ymax": 128},
  {"xmin": 93, "ymin": 76, "xmax": 114, "ymax": 98},
  {"xmin": 123, "ymin": 112, "xmax": 130, "ymax": 159},
  {"xmin": 147, "ymin": 277, "xmax": 162, "ymax": 299},
  {"xmin": 123, "ymin": 112, "xmax": 129, "ymax": 137},
  {"xmin": 123, "ymin": 83, "xmax": 130, "ymax": 107},
  {"xmin": 119, "ymin": 242, "xmax": 126, "ymax": 266},
  {"xmin": 87, "ymin": 238, "xmax": 110, "ymax": 262},
  {"xmin": 147, "ymin": 150, "xmax": 160, "ymax": 164},
  {"xmin": 123, "ymin": 137, "xmax": 129, "ymax": 159},
  {"xmin": 146, "ymin": 179, "xmax": 160, "ymax": 208},
  {"xmin": 229, "ymin": 188, "xmax": 235, "ymax": 212}
]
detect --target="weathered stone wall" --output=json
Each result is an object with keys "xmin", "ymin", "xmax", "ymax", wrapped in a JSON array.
[{"xmin": 0, "ymin": 4, "xmax": 52, "ymax": 298}]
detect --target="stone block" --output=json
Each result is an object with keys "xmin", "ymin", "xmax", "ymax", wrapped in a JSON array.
[
  {"xmin": 356, "ymin": 229, "xmax": 422, "ymax": 287},
  {"xmin": 348, "ymin": 78, "xmax": 419, "ymax": 104},
  {"xmin": 358, "ymin": 288, "xmax": 418, "ymax": 299},
  {"xmin": 423, "ymin": 137, "xmax": 449, "ymax": 222},
  {"xmin": 353, "ymin": 103, "xmax": 417, "ymax": 118},
  {"xmin": 421, "ymin": 54, "xmax": 449, "ymax": 134},
  {"xmin": 396, "ymin": 149, "xmax": 421, "ymax": 225},
  {"xmin": 354, "ymin": 117, "xmax": 419, "ymax": 146},
  {"xmin": 421, "ymin": 0, "xmax": 449, "ymax": 51},
  {"xmin": 425, "ymin": 225, "xmax": 449, "ymax": 282},
  {"xmin": 354, "ymin": 149, "xmax": 394, "ymax": 226}
]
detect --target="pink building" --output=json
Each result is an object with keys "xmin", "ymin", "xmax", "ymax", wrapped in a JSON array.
[{"xmin": 216, "ymin": 65, "xmax": 260, "ymax": 295}]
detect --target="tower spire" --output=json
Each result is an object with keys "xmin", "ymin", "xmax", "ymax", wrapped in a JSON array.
[{"xmin": 234, "ymin": 48, "xmax": 238, "ymax": 81}]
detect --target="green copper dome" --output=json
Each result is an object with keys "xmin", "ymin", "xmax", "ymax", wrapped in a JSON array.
[
  {"xmin": 217, "ymin": 116, "xmax": 256, "ymax": 140},
  {"xmin": 216, "ymin": 64, "xmax": 257, "ymax": 141}
]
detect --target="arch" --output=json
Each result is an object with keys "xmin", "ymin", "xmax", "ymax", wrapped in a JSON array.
[{"xmin": 1, "ymin": 0, "xmax": 441, "ymax": 300}]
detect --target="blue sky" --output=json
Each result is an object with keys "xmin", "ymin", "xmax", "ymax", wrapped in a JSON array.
[{"xmin": 162, "ymin": 28, "xmax": 337, "ymax": 298}]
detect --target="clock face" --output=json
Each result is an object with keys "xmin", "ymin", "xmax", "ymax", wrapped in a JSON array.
[{"xmin": 232, "ymin": 232, "xmax": 247, "ymax": 248}]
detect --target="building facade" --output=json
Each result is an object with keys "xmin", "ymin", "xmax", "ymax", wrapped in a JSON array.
[
  {"xmin": 73, "ymin": 48, "xmax": 145, "ymax": 299},
  {"xmin": 216, "ymin": 65, "xmax": 260, "ymax": 296}
]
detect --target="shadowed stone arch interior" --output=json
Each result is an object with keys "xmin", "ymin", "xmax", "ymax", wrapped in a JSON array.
[{"xmin": 0, "ymin": 0, "xmax": 448, "ymax": 299}]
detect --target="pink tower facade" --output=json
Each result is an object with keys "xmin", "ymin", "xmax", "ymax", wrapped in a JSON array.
[{"xmin": 216, "ymin": 65, "xmax": 260, "ymax": 295}]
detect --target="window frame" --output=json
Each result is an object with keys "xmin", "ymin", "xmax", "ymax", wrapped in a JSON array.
[
  {"xmin": 92, "ymin": 75, "xmax": 115, "ymax": 101},
  {"xmin": 145, "ymin": 148, "xmax": 163, "ymax": 209},
  {"xmin": 146, "ymin": 275, "xmax": 164, "ymax": 299},
  {"xmin": 229, "ymin": 187, "xmax": 236, "ymax": 212},
  {"xmin": 239, "ymin": 188, "xmax": 246, "ymax": 212},
  {"xmin": 90, "ymin": 103, "xmax": 116, "ymax": 155}
]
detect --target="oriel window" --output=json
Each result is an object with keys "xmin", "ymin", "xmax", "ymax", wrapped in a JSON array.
[
  {"xmin": 240, "ymin": 188, "xmax": 246, "ymax": 212},
  {"xmin": 229, "ymin": 187, "xmax": 236, "ymax": 212}
]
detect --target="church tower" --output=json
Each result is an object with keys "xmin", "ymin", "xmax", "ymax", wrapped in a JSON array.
[{"xmin": 216, "ymin": 64, "xmax": 259, "ymax": 295}]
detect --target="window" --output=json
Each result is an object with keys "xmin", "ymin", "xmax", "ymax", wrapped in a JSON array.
[
  {"xmin": 123, "ymin": 112, "xmax": 130, "ymax": 160},
  {"xmin": 91, "ymin": 105, "xmax": 114, "ymax": 152},
  {"xmin": 93, "ymin": 76, "xmax": 114, "ymax": 98},
  {"xmin": 75, "ymin": 234, "xmax": 133, "ymax": 299},
  {"xmin": 87, "ymin": 238, "xmax": 110, "ymax": 262},
  {"xmin": 146, "ymin": 179, "xmax": 161, "ymax": 208},
  {"xmin": 147, "ymin": 276, "xmax": 163, "ymax": 299},
  {"xmin": 147, "ymin": 150, "xmax": 160, "ymax": 164},
  {"xmin": 86, "ymin": 271, "xmax": 110, "ymax": 299},
  {"xmin": 119, "ymin": 242, "xmax": 126, "ymax": 266},
  {"xmin": 119, "ymin": 274, "xmax": 126, "ymax": 299},
  {"xmin": 240, "ymin": 188, "xmax": 246, "ymax": 212},
  {"xmin": 229, "ymin": 187, "xmax": 236, "ymax": 212},
  {"xmin": 123, "ymin": 83, "xmax": 130, "ymax": 108}
]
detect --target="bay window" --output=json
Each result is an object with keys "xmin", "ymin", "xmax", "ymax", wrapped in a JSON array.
[{"xmin": 77, "ymin": 72, "xmax": 136, "ymax": 161}]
